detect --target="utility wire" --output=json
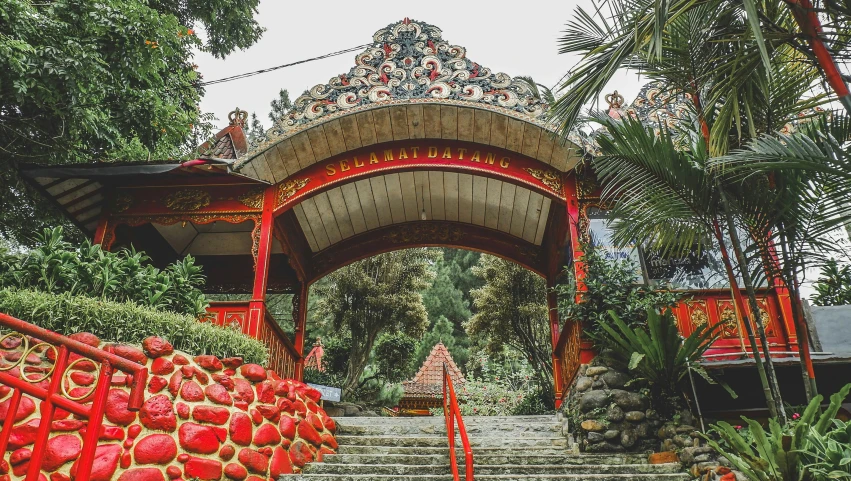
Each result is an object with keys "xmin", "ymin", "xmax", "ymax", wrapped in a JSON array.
[{"xmin": 200, "ymin": 44, "xmax": 372, "ymax": 86}]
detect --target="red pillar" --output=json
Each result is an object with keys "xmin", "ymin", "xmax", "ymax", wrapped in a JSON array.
[
  {"xmin": 247, "ymin": 186, "xmax": 277, "ymax": 338},
  {"xmin": 547, "ymin": 285, "xmax": 564, "ymax": 407},
  {"xmin": 292, "ymin": 282, "xmax": 308, "ymax": 381},
  {"xmin": 564, "ymin": 175, "xmax": 595, "ymax": 364}
]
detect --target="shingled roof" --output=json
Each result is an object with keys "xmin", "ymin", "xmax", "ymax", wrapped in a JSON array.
[{"xmin": 402, "ymin": 342, "xmax": 465, "ymax": 397}]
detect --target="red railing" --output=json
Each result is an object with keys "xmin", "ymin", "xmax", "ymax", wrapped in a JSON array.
[
  {"xmin": 0, "ymin": 313, "xmax": 148, "ymax": 481},
  {"xmin": 206, "ymin": 301, "xmax": 300, "ymax": 379},
  {"xmin": 554, "ymin": 316, "xmax": 583, "ymax": 406},
  {"xmin": 443, "ymin": 363, "xmax": 473, "ymax": 481}
]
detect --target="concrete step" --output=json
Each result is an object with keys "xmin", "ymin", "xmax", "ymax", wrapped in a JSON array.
[
  {"xmin": 321, "ymin": 453, "xmax": 653, "ymax": 466},
  {"xmin": 334, "ymin": 435, "xmax": 568, "ymax": 448},
  {"xmin": 337, "ymin": 422, "xmax": 560, "ymax": 436},
  {"xmin": 334, "ymin": 415, "xmax": 558, "ymax": 425},
  {"xmin": 292, "ymin": 474, "xmax": 691, "ymax": 481},
  {"xmin": 303, "ymin": 462, "xmax": 683, "ymax": 476},
  {"xmin": 335, "ymin": 445, "xmax": 577, "ymax": 456}
]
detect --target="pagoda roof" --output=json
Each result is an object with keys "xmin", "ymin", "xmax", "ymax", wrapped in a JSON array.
[{"xmin": 402, "ymin": 342, "xmax": 465, "ymax": 398}]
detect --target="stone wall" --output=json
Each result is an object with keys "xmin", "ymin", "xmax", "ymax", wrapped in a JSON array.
[{"xmin": 0, "ymin": 334, "xmax": 337, "ymax": 481}]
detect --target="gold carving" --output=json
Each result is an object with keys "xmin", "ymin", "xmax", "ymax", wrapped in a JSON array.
[
  {"xmin": 238, "ymin": 188, "xmax": 265, "ymax": 209},
  {"xmin": 719, "ymin": 305, "xmax": 739, "ymax": 338},
  {"xmin": 525, "ymin": 168, "xmax": 563, "ymax": 192},
  {"xmin": 113, "ymin": 192, "xmax": 134, "ymax": 213},
  {"xmin": 690, "ymin": 308, "xmax": 708, "ymax": 328},
  {"xmin": 384, "ymin": 223, "xmax": 464, "ymax": 244},
  {"xmin": 276, "ymin": 178, "xmax": 310, "ymax": 206},
  {"xmin": 164, "ymin": 189, "xmax": 211, "ymax": 211}
]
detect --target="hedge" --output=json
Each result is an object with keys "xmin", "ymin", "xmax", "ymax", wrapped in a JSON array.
[{"xmin": 0, "ymin": 288, "xmax": 268, "ymax": 365}]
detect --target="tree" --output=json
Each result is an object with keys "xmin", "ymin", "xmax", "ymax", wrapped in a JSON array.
[
  {"xmin": 268, "ymin": 89, "xmax": 293, "ymax": 125},
  {"xmin": 313, "ymin": 248, "xmax": 439, "ymax": 395},
  {"xmin": 466, "ymin": 255, "xmax": 553, "ymax": 403},
  {"xmin": 421, "ymin": 249, "xmax": 473, "ymax": 330},
  {"xmin": 413, "ymin": 316, "xmax": 470, "ymax": 371},
  {"xmin": 812, "ymin": 260, "xmax": 851, "ymax": 306},
  {"xmin": 0, "ymin": 0, "xmax": 263, "ymax": 245},
  {"xmin": 245, "ymin": 112, "xmax": 266, "ymax": 149}
]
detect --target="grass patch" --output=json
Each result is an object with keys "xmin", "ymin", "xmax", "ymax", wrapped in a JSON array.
[{"xmin": 0, "ymin": 288, "xmax": 267, "ymax": 364}]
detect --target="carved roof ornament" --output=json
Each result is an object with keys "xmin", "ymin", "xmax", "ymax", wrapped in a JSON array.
[
  {"xmin": 228, "ymin": 108, "xmax": 248, "ymax": 127},
  {"xmin": 250, "ymin": 18, "xmax": 547, "ymax": 155}
]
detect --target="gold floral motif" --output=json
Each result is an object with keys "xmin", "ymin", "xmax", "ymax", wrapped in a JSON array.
[
  {"xmin": 690, "ymin": 308, "xmax": 708, "ymax": 328},
  {"xmin": 719, "ymin": 305, "xmax": 739, "ymax": 338},
  {"xmin": 163, "ymin": 189, "xmax": 211, "ymax": 211},
  {"xmin": 276, "ymin": 178, "xmax": 310, "ymax": 206},
  {"xmin": 238, "ymin": 188, "xmax": 265, "ymax": 209},
  {"xmin": 113, "ymin": 192, "xmax": 134, "ymax": 213},
  {"xmin": 250, "ymin": 219, "xmax": 262, "ymax": 267},
  {"xmin": 525, "ymin": 168, "xmax": 563, "ymax": 193}
]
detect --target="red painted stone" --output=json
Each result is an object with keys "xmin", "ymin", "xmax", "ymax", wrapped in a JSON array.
[
  {"xmin": 306, "ymin": 401, "xmax": 320, "ymax": 413},
  {"xmin": 120, "ymin": 450, "xmax": 132, "ymax": 469},
  {"xmin": 194, "ymin": 355, "xmax": 223, "ymax": 372},
  {"xmin": 256, "ymin": 404, "xmax": 280, "ymax": 422},
  {"xmin": 180, "ymin": 381, "xmax": 205, "ymax": 402},
  {"xmin": 172, "ymin": 354, "xmax": 189, "ymax": 365},
  {"xmin": 165, "ymin": 466, "xmax": 181, "ymax": 479},
  {"xmin": 292, "ymin": 401, "xmax": 307, "ymax": 415},
  {"xmin": 245, "ymin": 476, "xmax": 265, "ymax": 481},
  {"xmin": 9, "ymin": 448, "xmax": 31, "ymax": 466},
  {"xmin": 69, "ymin": 332, "xmax": 101, "ymax": 347},
  {"xmin": 11, "ymin": 461, "xmax": 28, "ymax": 477},
  {"xmin": 123, "ymin": 438, "xmax": 134, "ymax": 449},
  {"xmin": 167, "ymin": 371, "xmax": 183, "ymax": 397},
  {"xmin": 277, "ymin": 398, "xmax": 295, "ymax": 415},
  {"xmin": 151, "ymin": 357, "xmax": 174, "ymax": 376},
  {"xmin": 118, "ymin": 468, "xmax": 165, "ymax": 481},
  {"xmin": 204, "ymin": 384, "xmax": 233, "ymax": 406},
  {"xmin": 323, "ymin": 416, "xmax": 336, "ymax": 433},
  {"xmin": 298, "ymin": 419, "xmax": 323, "ymax": 447},
  {"xmin": 214, "ymin": 426, "xmax": 228, "ymax": 442},
  {"xmin": 176, "ymin": 453, "xmax": 190, "ymax": 463},
  {"xmin": 178, "ymin": 423, "xmax": 220, "ymax": 454},
  {"xmin": 148, "ymin": 376, "xmax": 167, "ymax": 394},
  {"xmin": 192, "ymin": 406, "xmax": 231, "ymax": 425},
  {"xmin": 252, "ymin": 424, "xmax": 282, "ymax": 447},
  {"xmin": 52, "ymin": 419, "xmax": 83, "ymax": 431},
  {"xmin": 233, "ymin": 401, "xmax": 248, "ymax": 411},
  {"xmin": 218, "ymin": 445, "xmax": 235, "ymax": 461},
  {"xmin": 255, "ymin": 382, "xmax": 275, "ymax": 404},
  {"xmin": 180, "ymin": 365, "xmax": 194, "ymax": 378},
  {"xmin": 194, "ymin": 369, "xmax": 209, "ymax": 385},
  {"xmin": 50, "ymin": 473, "xmax": 70, "ymax": 481},
  {"xmin": 128, "ymin": 424, "xmax": 142, "ymax": 439},
  {"xmin": 183, "ymin": 457, "xmax": 222, "ymax": 481},
  {"xmin": 105, "ymin": 389, "xmax": 137, "ymax": 426},
  {"xmin": 113, "ymin": 344, "xmax": 148, "ymax": 365},
  {"xmin": 269, "ymin": 446, "xmax": 293, "ymax": 477},
  {"xmin": 321, "ymin": 433, "xmax": 338, "ymax": 449},
  {"xmin": 70, "ymin": 371, "xmax": 95, "ymax": 386},
  {"xmin": 221, "ymin": 357, "xmax": 243, "ymax": 369},
  {"xmin": 308, "ymin": 413, "xmax": 324, "ymax": 432},
  {"xmin": 258, "ymin": 446, "xmax": 272, "ymax": 457},
  {"xmin": 70, "ymin": 444, "xmax": 121, "ymax": 481},
  {"xmin": 239, "ymin": 364, "xmax": 266, "ymax": 382},
  {"xmin": 224, "ymin": 368, "xmax": 236, "ymax": 376},
  {"xmin": 176, "ymin": 402, "xmax": 190, "ymax": 420},
  {"xmin": 720, "ymin": 474, "xmax": 737, "ymax": 481},
  {"xmin": 140, "ymin": 395, "xmax": 177, "ymax": 432},
  {"xmin": 278, "ymin": 416, "xmax": 296, "ymax": 440},
  {"xmin": 212, "ymin": 374, "xmax": 234, "ymax": 391},
  {"xmin": 237, "ymin": 448, "xmax": 268, "ymax": 475},
  {"xmin": 43, "ymin": 434, "xmax": 82, "ymax": 471},
  {"xmin": 289, "ymin": 441, "xmax": 314, "ymax": 468},
  {"xmin": 229, "ymin": 412, "xmax": 253, "ymax": 446},
  {"xmin": 142, "ymin": 337, "xmax": 174, "ymax": 358},
  {"xmin": 317, "ymin": 446, "xmax": 335, "ymax": 462},
  {"xmin": 8, "ymin": 419, "xmax": 40, "ymax": 449},
  {"xmin": 134, "ymin": 434, "xmax": 178, "ymax": 464},
  {"xmin": 303, "ymin": 388, "xmax": 322, "ymax": 403},
  {"xmin": 0, "ymin": 396, "xmax": 35, "ymax": 423},
  {"xmin": 223, "ymin": 463, "xmax": 247, "ymax": 480},
  {"xmin": 232, "ymin": 379, "xmax": 255, "ymax": 405},
  {"xmin": 101, "ymin": 425, "xmax": 125, "ymax": 441},
  {"xmin": 53, "ymin": 407, "xmax": 71, "ymax": 420},
  {"xmin": 249, "ymin": 409, "xmax": 263, "ymax": 426}
]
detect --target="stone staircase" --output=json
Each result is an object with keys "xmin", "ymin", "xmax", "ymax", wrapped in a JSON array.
[{"xmin": 286, "ymin": 415, "xmax": 689, "ymax": 480}]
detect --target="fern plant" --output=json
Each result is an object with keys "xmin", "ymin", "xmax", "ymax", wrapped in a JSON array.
[{"xmin": 705, "ymin": 384, "xmax": 851, "ymax": 481}]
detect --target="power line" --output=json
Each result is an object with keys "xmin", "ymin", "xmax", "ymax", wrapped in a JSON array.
[{"xmin": 200, "ymin": 44, "xmax": 372, "ymax": 87}]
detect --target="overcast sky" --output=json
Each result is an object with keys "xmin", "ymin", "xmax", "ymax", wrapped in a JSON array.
[{"xmin": 194, "ymin": 0, "xmax": 644, "ymax": 130}]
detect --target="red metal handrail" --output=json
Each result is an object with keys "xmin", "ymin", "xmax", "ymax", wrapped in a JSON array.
[
  {"xmin": 0, "ymin": 312, "xmax": 148, "ymax": 481},
  {"xmin": 443, "ymin": 363, "xmax": 473, "ymax": 481}
]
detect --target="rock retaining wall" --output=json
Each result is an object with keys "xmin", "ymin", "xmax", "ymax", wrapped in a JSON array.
[{"xmin": 0, "ymin": 334, "xmax": 337, "ymax": 481}]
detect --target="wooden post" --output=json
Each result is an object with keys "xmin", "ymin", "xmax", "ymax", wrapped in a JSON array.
[
  {"xmin": 293, "ymin": 281, "xmax": 308, "ymax": 381},
  {"xmin": 248, "ymin": 186, "xmax": 277, "ymax": 338},
  {"xmin": 547, "ymin": 285, "xmax": 564, "ymax": 407},
  {"xmin": 564, "ymin": 174, "xmax": 595, "ymax": 364}
]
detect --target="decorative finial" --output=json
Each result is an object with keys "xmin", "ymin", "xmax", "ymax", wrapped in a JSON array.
[
  {"xmin": 403, "ymin": 17, "xmax": 411, "ymax": 25},
  {"xmin": 605, "ymin": 91, "xmax": 624, "ymax": 109},
  {"xmin": 228, "ymin": 108, "xmax": 248, "ymax": 127}
]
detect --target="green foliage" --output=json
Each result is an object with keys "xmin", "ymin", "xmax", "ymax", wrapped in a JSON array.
[
  {"xmin": 812, "ymin": 260, "xmax": 851, "ymax": 306},
  {"xmin": 0, "ymin": 0, "xmax": 262, "ymax": 245},
  {"xmin": 467, "ymin": 255, "xmax": 553, "ymax": 401},
  {"xmin": 313, "ymin": 248, "xmax": 439, "ymax": 394},
  {"xmin": 373, "ymin": 332, "xmax": 418, "ymax": 384},
  {"xmin": 0, "ymin": 288, "xmax": 266, "ymax": 364},
  {"xmin": 268, "ymin": 89, "xmax": 293, "ymax": 124},
  {"xmin": 705, "ymin": 384, "xmax": 851, "ymax": 481},
  {"xmin": 801, "ymin": 419, "xmax": 851, "ymax": 481},
  {"xmin": 1, "ymin": 227, "xmax": 209, "ymax": 317},
  {"xmin": 591, "ymin": 308, "xmax": 734, "ymax": 414},
  {"xmin": 555, "ymin": 245, "xmax": 682, "ymax": 338}
]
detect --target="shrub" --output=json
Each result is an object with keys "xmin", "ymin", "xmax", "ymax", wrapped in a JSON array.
[
  {"xmin": 812, "ymin": 259, "xmax": 851, "ymax": 306},
  {"xmin": 0, "ymin": 288, "xmax": 267, "ymax": 364}
]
